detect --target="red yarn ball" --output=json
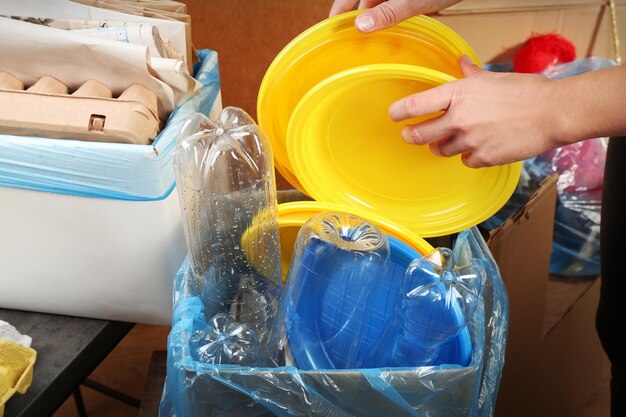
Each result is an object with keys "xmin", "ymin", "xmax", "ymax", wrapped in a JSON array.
[{"xmin": 513, "ymin": 33, "xmax": 576, "ymax": 73}]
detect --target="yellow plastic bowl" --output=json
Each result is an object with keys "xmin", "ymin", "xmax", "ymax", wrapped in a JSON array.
[
  {"xmin": 257, "ymin": 10, "xmax": 481, "ymax": 190},
  {"xmin": 275, "ymin": 201, "xmax": 434, "ymax": 281},
  {"xmin": 286, "ymin": 63, "xmax": 521, "ymax": 238}
]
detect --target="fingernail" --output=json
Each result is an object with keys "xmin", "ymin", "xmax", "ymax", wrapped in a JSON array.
[
  {"xmin": 356, "ymin": 15, "xmax": 375, "ymax": 32},
  {"xmin": 389, "ymin": 101, "xmax": 402, "ymax": 121},
  {"xmin": 401, "ymin": 126, "xmax": 412, "ymax": 142},
  {"xmin": 460, "ymin": 55, "xmax": 473, "ymax": 65}
]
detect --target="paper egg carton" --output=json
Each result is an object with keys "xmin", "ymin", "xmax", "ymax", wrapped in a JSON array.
[
  {"xmin": 0, "ymin": 339, "xmax": 36, "ymax": 417},
  {"xmin": 0, "ymin": 72, "xmax": 160, "ymax": 145}
]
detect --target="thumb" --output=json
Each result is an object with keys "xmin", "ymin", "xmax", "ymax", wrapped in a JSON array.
[
  {"xmin": 459, "ymin": 55, "xmax": 484, "ymax": 77},
  {"xmin": 356, "ymin": 0, "xmax": 417, "ymax": 33}
]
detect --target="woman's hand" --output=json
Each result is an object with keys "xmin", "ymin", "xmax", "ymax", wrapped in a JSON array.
[{"xmin": 329, "ymin": 0, "xmax": 462, "ymax": 33}]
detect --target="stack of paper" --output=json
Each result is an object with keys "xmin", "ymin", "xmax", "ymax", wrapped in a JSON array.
[{"xmin": 0, "ymin": 0, "xmax": 197, "ymax": 125}]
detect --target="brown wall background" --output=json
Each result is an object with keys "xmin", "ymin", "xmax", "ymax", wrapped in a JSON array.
[
  {"xmin": 182, "ymin": 0, "xmax": 335, "ymax": 120},
  {"xmin": 181, "ymin": 1, "xmax": 335, "ymax": 189}
]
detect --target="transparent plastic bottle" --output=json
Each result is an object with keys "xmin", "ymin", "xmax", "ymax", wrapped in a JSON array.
[
  {"xmin": 268, "ymin": 211, "xmax": 390, "ymax": 370},
  {"xmin": 174, "ymin": 107, "xmax": 282, "ymax": 366},
  {"xmin": 364, "ymin": 247, "xmax": 484, "ymax": 368}
]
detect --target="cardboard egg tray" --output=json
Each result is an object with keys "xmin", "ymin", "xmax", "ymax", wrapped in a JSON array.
[
  {"xmin": 0, "ymin": 72, "xmax": 160, "ymax": 145},
  {"xmin": 0, "ymin": 339, "xmax": 37, "ymax": 417}
]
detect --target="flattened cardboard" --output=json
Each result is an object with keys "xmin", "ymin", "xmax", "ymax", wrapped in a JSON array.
[
  {"xmin": 441, "ymin": 0, "xmax": 610, "ymax": 14},
  {"xmin": 436, "ymin": 2, "xmax": 626, "ymax": 63}
]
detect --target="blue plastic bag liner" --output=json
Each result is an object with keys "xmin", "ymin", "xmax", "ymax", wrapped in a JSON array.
[
  {"xmin": 0, "ymin": 50, "xmax": 221, "ymax": 201},
  {"xmin": 161, "ymin": 227, "xmax": 508, "ymax": 417},
  {"xmin": 174, "ymin": 108, "xmax": 282, "ymax": 365},
  {"xmin": 482, "ymin": 57, "xmax": 614, "ymax": 276}
]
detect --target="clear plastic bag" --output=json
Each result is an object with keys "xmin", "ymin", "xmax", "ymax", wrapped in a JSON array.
[
  {"xmin": 174, "ymin": 107, "xmax": 282, "ymax": 365},
  {"xmin": 161, "ymin": 227, "xmax": 508, "ymax": 417}
]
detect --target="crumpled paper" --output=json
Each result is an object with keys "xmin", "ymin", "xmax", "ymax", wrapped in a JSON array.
[{"xmin": 0, "ymin": 321, "xmax": 37, "ymax": 417}]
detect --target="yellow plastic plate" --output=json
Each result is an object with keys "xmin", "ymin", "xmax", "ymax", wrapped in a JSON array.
[
  {"xmin": 286, "ymin": 64, "xmax": 521, "ymax": 238},
  {"xmin": 276, "ymin": 201, "xmax": 434, "ymax": 281},
  {"xmin": 257, "ymin": 10, "xmax": 481, "ymax": 190}
]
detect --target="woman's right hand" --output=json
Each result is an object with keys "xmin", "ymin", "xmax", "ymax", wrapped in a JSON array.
[{"xmin": 329, "ymin": 0, "xmax": 462, "ymax": 33}]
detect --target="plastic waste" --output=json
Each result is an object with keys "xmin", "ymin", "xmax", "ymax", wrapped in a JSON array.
[
  {"xmin": 364, "ymin": 247, "xmax": 482, "ymax": 368},
  {"xmin": 189, "ymin": 313, "xmax": 260, "ymax": 367},
  {"xmin": 161, "ymin": 227, "xmax": 508, "ymax": 417},
  {"xmin": 174, "ymin": 107, "xmax": 282, "ymax": 365},
  {"xmin": 268, "ymin": 211, "xmax": 478, "ymax": 370},
  {"xmin": 269, "ymin": 212, "xmax": 391, "ymax": 370}
]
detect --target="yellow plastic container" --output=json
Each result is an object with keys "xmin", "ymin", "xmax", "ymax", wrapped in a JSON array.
[
  {"xmin": 286, "ymin": 63, "xmax": 521, "ymax": 237},
  {"xmin": 257, "ymin": 10, "xmax": 481, "ymax": 190}
]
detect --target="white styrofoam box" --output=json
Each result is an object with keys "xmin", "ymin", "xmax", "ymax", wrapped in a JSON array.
[
  {"xmin": 0, "ymin": 50, "xmax": 221, "ymax": 324},
  {"xmin": 0, "ymin": 185, "xmax": 185, "ymax": 325}
]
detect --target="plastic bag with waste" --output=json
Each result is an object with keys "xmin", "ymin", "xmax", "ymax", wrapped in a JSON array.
[{"xmin": 160, "ymin": 227, "xmax": 508, "ymax": 417}]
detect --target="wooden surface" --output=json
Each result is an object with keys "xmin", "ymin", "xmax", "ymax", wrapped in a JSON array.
[{"xmin": 138, "ymin": 351, "xmax": 167, "ymax": 417}]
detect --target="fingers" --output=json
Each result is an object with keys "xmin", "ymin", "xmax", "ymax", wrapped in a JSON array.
[
  {"xmin": 357, "ymin": 0, "xmax": 386, "ymax": 9},
  {"xmin": 435, "ymin": 141, "xmax": 498, "ymax": 169},
  {"xmin": 401, "ymin": 115, "xmax": 454, "ymax": 146},
  {"xmin": 429, "ymin": 136, "xmax": 466, "ymax": 158},
  {"xmin": 459, "ymin": 55, "xmax": 483, "ymax": 77},
  {"xmin": 431, "ymin": 138, "xmax": 488, "ymax": 169},
  {"xmin": 404, "ymin": 121, "xmax": 488, "ymax": 169},
  {"xmin": 389, "ymin": 83, "xmax": 454, "ymax": 122},
  {"xmin": 355, "ymin": 0, "xmax": 419, "ymax": 33},
  {"xmin": 461, "ymin": 152, "xmax": 484, "ymax": 168},
  {"xmin": 330, "ymin": 0, "xmax": 358, "ymax": 17}
]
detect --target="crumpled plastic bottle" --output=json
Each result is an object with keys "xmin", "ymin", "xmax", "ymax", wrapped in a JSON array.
[
  {"xmin": 174, "ymin": 107, "xmax": 282, "ymax": 366},
  {"xmin": 189, "ymin": 313, "xmax": 260, "ymax": 366},
  {"xmin": 364, "ymin": 247, "xmax": 484, "ymax": 367}
]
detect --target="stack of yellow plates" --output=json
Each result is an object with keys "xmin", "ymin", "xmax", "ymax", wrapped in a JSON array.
[{"xmin": 258, "ymin": 10, "xmax": 520, "ymax": 240}]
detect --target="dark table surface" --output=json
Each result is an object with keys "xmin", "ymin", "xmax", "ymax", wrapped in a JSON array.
[{"xmin": 0, "ymin": 308, "xmax": 133, "ymax": 417}]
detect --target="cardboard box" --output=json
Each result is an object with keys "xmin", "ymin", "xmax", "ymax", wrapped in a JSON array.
[
  {"xmin": 437, "ymin": 0, "xmax": 626, "ymax": 63},
  {"xmin": 487, "ymin": 175, "xmax": 608, "ymax": 417}
]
